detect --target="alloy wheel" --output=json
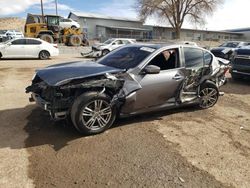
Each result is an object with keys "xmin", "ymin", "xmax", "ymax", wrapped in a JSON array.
[
  {"xmin": 81, "ymin": 99, "xmax": 112, "ymax": 130},
  {"xmin": 199, "ymin": 87, "xmax": 218, "ymax": 108},
  {"xmin": 40, "ymin": 51, "xmax": 49, "ymax": 60}
]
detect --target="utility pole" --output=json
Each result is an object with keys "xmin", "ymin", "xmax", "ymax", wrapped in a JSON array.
[
  {"xmin": 55, "ymin": 0, "xmax": 58, "ymax": 16},
  {"xmin": 41, "ymin": 0, "xmax": 45, "ymax": 22}
]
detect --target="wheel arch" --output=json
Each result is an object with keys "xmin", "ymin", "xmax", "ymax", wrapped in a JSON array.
[
  {"xmin": 39, "ymin": 49, "xmax": 50, "ymax": 56},
  {"xmin": 73, "ymin": 87, "xmax": 116, "ymax": 101},
  {"xmin": 201, "ymin": 80, "xmax": 217, "ymax": 88}
]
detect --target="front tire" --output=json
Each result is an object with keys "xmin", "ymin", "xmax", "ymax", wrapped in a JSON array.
[
  {"xmin": 199, "ymin": 83, "xmax": 219, "ymax": 109},
  {"xmin": 71, "ymin": 92, "xmax": 116, "ymax": 135},
  {"xmin": 68, "ymin": 35, "xmax": 82, "ymax": 46},
  {"xmin": 102, "ymin": 49, "xmax": 110, "ymax": 56}
]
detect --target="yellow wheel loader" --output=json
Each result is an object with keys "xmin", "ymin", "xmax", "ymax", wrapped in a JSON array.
[{"xmin": 24, "ymin": 13, "xmax": 89, "ymax": 46}]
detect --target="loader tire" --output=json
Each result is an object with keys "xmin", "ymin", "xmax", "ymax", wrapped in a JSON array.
[
  {"xmin": 68, "ymin": 35, "xmax": 82, "ymax": 46},
  {"xmin": 40, "ymin": 34, "xmax": 54, "ymax": 43}
]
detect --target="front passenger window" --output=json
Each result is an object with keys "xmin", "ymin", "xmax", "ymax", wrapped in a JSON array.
[{"xmin": 148, "ymin": 49, "xmax": 178, "ymax": 71}]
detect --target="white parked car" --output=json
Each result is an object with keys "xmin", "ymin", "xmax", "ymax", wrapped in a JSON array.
[
  {"xmin": 179, "ymin": 41, "xmax": 198, "ymax": 46},
  {"xmin": 59, "ymin": 18, "xmax": 80, "ymax": 29},
  {"xmin": 82, "ymin": 38, "xmax": 136, "ymax": 57},
  {"xmin": 0, "ymin": 38, "xmax": 59, "ymax": 60},
  {"xmin": 0, "ymin": 30, "xmax": 24, "ymax": 42}
]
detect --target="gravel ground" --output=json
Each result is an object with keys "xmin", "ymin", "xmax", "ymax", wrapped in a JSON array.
[{"xmin": 0, "ymin": 55, "xmax": 249, "ymax": 188}]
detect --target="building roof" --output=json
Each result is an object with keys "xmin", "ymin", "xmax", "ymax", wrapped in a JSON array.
[
  {"xmin": 226, "ymin": 27, "xmax": 250, "ymax": 32},
  {"xmin": 69, "ymin": 12, "xmax": 142, "ymax": 23},
  {"xmin": 97, "ymin": 25, "xmax": 151, "ymax": 31},
  {"xmin": 148, "ymin": 25, "xmax": 243, "ymax": 35}
]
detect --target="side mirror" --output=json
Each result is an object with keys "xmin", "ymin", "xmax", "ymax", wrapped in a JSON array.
[{"xmin": 143, "ymin": 65, "xmax": 160, "ymax": 74}]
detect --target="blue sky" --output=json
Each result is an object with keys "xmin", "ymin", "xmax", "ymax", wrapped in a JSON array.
[
  {"xmin": 0, "ymin": 0, "xmax": 249, "ymax": 30},
  {"xmin": 0, "ymin": 0, "xmax": 137, "ymax": 19}
]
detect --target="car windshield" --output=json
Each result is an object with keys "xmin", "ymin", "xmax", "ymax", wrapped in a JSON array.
[
  {"xmin": 219, "ymin": 42, "xmax": 240, "ymax": 48},
  {"xmin": 0, "ymin": 30, "xmax": 7, "ymax": 34},
  {"xmin": 98, "ymin": 46, "xmax": 155, "ymax": 69},
  {"xmin": 103, "ymin": 39, "xmax": 115, "ymax": 45}
]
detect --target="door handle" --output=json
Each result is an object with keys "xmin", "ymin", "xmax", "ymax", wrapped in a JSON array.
[{"xmin": 172, "ymin": 74, "xmax": 182, "ymax": 80}]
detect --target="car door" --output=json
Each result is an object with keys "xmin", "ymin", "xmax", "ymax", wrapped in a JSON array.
[
  {"xmin": 128, "ymin": 48, "xmax": 185, "ymax": 111},
  {"xmin": 182, "ymin": 47, "xmax": 209, "ymax": 89},
  {"xmin": 2, "ymin": 39, "xmax": 26, "ymax": 58},
  {"xmin": 25, "ymin": 39, "xmax": 42, "ymax": 58},
  {"xmin": 180, "ymin": 47, "xmax": 213, "ymax": 102}
]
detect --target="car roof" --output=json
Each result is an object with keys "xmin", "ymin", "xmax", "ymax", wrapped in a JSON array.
[
  {"xmin": 111, "ymin": 38, "xmax": 136, "ymax": 40},
  {"xmin": 124, "ymin": 43, "xmax": 208, "ymax": 52}
]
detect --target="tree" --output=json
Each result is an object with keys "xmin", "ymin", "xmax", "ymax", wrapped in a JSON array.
[{"xmin": 136, "ymin": 0, "xmax": 223, "ymax": 39}]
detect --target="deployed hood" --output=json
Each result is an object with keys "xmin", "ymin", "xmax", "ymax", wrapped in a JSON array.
[
  {"xmin": 92, "ymin": 43, "xmax": 106, "ymax": 50},
  {"xmin": 211, "ymin": 47, "xmax": 235, "ymax": 55},
  {"xmin": 36, "ymin": 61, "xmax": 124, "ymax": 86}
]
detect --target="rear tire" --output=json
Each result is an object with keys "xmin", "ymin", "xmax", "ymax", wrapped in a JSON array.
[
  {"xmin": 39, "ymin": 34, "xmax": 54, "ymax": 43},
  {"xmin": 199, "ymin": 83, "xmax": 219, "ymax": 109},
  {"xmin": 71, "ymin": 92, "xmax": 116, "ymax": 135},
  {"xmin": 39, "ymin": 50, "xmax": 50, "ymax": 60},
  {"xmin": 71, "ymin": 25, "xmax": 77, "ymax": 29}
]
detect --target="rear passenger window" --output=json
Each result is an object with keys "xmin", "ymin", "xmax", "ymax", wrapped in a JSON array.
[
  {"xmin": 122, "ymin": 40, "xmax": 130, "ymax": 44},
  {"xmin": 11, "ymin": 39, "xmax": 26, "ymax": 45},
  {"xmin": 26, "ymin": 39, "xmax": 42, "ymax": 45},
  {"xmin": 184, "ymin": 47, "xmax": 203, "ymax": 68},
  {"xmin": 204, "ymin": 51, "xmax": 212, "ymax": 66}
]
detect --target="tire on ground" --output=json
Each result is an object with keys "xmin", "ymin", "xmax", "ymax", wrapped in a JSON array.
[
  {"xmin": 70, "ymin": 92, "xmax": 117, "ymax": 135},
  {"xmin": 39, "ymin": 50, "xmax": 50, "ymax": 60},
  {"xmin": 39, "ymin": 34, "xmax": 54, "ymax": 43},
  {"xmin": 102, "ymin": 49, "xmax": 110, "ymax": 56},
  {"xmin": 199, "ymin": 82, "xmax": 219, "ymax": 109},
  {"xmin": 68, "ymin": 35, "xmax": 82, "ymax": 46}
]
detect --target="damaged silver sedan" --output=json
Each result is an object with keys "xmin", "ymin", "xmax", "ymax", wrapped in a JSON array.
[{"xmin": 26, "ymin": 44, "xmax": 222, "ymax": 135}]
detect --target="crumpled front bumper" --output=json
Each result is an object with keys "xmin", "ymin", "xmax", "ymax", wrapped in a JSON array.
[
  {"xmin": 30, "ymin": 93, "xmax": 67, "ymax": 120},
  {"xmin": 30, "ymin": 93, "xmax": 51, "ymax": 111},
  {"xmin": 81, "ymin": 50, "xmax": 102, "ymax": 58}
]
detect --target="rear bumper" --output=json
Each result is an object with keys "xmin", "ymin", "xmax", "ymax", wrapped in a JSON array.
[
  {"xmin": 50, "ymin": 49, "xmax": 59, "ymax": 57},
  {"xmin": 231, "ymin": 69, "xmax": 250, "ymax": 76},
  {"xmin": 230, "ymin": 64, "xmax": 250, "ymax": 77}
]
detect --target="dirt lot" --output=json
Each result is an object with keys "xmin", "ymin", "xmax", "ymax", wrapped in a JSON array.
[{"xmin": 0, "ymin": 55, "xmax": 249, "ymax": 188}]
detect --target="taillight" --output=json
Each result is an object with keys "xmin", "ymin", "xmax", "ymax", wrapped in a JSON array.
[{"xmin": 223, "ymin": 67, "xmax": 230, "ymax": 74}]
